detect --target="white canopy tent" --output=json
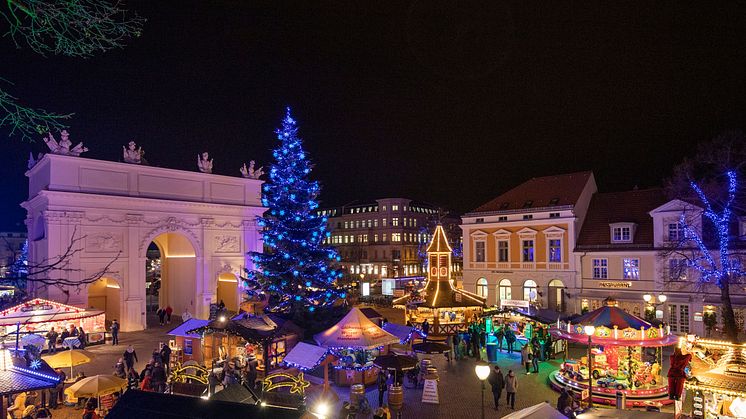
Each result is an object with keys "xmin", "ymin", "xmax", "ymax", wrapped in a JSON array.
[
  {"xmin": 501, "ymin": 402, "xmax": 567, "ymax": 419},
  {"xmin": 313, "ymin": 307, "xmax": 399, "ymax": 349}
]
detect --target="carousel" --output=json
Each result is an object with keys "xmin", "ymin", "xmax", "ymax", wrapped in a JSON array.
[
  {"xmin": 393, "ymin": 225, "xmax": 485, "ymax": 336},
  {"xmin": 549, "ymin": 298, "xmax": 677, "ymax": 408}
]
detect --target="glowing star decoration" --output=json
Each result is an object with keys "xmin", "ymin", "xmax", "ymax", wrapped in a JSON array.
[
  {"xmin": 29, "ymin": 359, "xmax": 42, "ymax": 370},
  {"xmin": 262, "ymin": 372, "xmax": 310, "ymax": 395},
  {"xmin": 241, "ymin": 108, "xmax": 345, "ymax": 315}
]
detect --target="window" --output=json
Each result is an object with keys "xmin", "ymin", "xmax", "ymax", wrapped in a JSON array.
[
  {"xmin": 612, "ymin": 227, "xmax": 631, "ymax": 242},
  {"xmin": 476, "ymin": 278, "xmax": 488, "ymax": 298},
  {"xmin": 669, "ymin": 258, "xmax": 688, "ymax": 281},
  {"xmin": 522, "ymin": 240, "xmax": 534, "ymax": 262},
  {"xmin": 344, "ymin": 221, "xmax": 349, "ymax": 229},
  {"xmin": 392, "ymin": 217, "xmax": 399, "ymax": 227},
  {"xmin": 383, "ymin": 233, "xmax": 387, "ymax": 242},
  {"xmin": 367, "ymin": 219, "xmax": 372, "ymax": 228},
  {"xmin": 374, "ymin": 234, "xmax": 378, "ymax": 243},
  {"xmin": 268, "ymin": 339, "xmax": 287, "ymax": 368},
  {"xmin": 374, "ymin": 219, "xmax": 378, "ymax": 227},
  {"xmin": 549, "ymin": 212, "xmax": 560, "ymax": 218},
  {"xmin": 392, "ymin": 250, "xmax": 400, "ymax": 260},
  {"xmin": 523, "ymin": 280, "xmax": 537, "ymax": 301},
  {"xmin": 499, "ymin": 279, "xmax": 512, "ymax": 302},
  {"xmin": 382, "ymin": 205, "xmax": 387, "ymax": 211},
  {"xmin": 392, "ymin": 233, "xmax": 401, "ymax": 242},
  {"xmin": 355, "ymin": 220, "xmax": 360, "ymax": 228},
  {"xmin": 669, "ymin": 304, "xmax": 690, "ymax": 333},
  {"xmin": 413, "ymin": 219, "xmax": 417, "ymax": 227},
  {"xmin": 523, "ymin": 214, "xmax": 533, "ymax": 220},
  {"xmin": 497, "ymin": 240, "xmax": 509, "ymax": 262},
  {"xmin": 392, "ymin": 204, "xmax": 399, "ymax": 211},
  {"xmin": 498, "ymin": 216, "xmax": 508, "ymax": 221},
  {"xmin": 592, "ymin": 259, "xmax": 608, "ymax": 279},
  {"xmin": 668, "ymin": 223, "xmax": 683, "ymax": 241},
  {"xmin": 476, "ymin": 218, "xmax": 484, "ymax": 223},
  {"xmin": 623, "ymin": 258, "xmax": 640, "ymax": 279},
  {"xmin": 475, "ymin": 241, "xmax": 486, "ymax": 262},
  {"xmin": 382, "ymin": 218, "xmax": 388, "ymax": 227},
  {"xmin": 549, "ymin": 239, "xmax": 562, "ymax": 262}
]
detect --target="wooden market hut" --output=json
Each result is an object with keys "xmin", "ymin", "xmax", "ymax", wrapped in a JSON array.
[
  {"xmin": 0, "ymin": 298, "xmax": 106, "ymax": 346},
  {"xmin": 393, "ymin": 225, "xmax": 486, "ymax": 336},
  {"xmin": 0, "ymin": 349, "xmax": 60, "ymax": 418},
  {"xmin": 188, "ymin": 313, "xmax": 303, "ymax": 378},
  {"xmin": 166, "ymin": 318, "xmax": 209, "ymax": 364}
]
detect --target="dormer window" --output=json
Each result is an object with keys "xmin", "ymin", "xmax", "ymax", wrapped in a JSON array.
[{"xmin": 610, "ymin": 222, "xmax": 636, "ymax": 243}]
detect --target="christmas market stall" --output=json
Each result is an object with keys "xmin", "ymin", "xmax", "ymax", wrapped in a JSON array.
[
  {"xmin": 680, "ymin": 336, "xmax": 746, "ymax": 419},
  {"xmin": 549, "ymin": 298, "xmax": 677, "ymax": 408},
  {"xmin": 187, "ymin": 312, "xmax": 302, "ymax": 380},
  {"xmin": 481, "ymin": 306, "xmax": 566, "ymax": 356},
  {"xmin": 313, "ymin": 307, "xmax": 399, "ymax": 386},
  {"xmin": 166, "ymin": 318, "xmax": 209, "ymax": 364},
  {"xmin": 0, "ymin": 345, "xmax": 61, "ymax": 419},
  {"xmin": 0, "ymin": 299, "xmax": 106, "ymax": 347},
  {"xmin": 393, "ymin": 225, "xmax": 485, "ymax": 336}
]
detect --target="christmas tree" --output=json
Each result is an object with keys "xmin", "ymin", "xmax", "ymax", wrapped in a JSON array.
[{"xmin": 243, "ymin": 108, "xmax": 346, "ymax": 318}]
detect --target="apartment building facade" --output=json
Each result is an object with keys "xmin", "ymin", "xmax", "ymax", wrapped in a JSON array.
[
  {"xmin": 461, "ymin": 172, "xmax": 597, "ymax": 312},
  {"xmin": 319, "ymin": 198, "xmax": 461, "ymax": 280}
]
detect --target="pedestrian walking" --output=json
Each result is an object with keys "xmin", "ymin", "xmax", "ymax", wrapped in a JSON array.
[
  {"xmin": 521, "ymin": 344, "xmax": 531, "ymax": 374},
  {"xmin": 123, "ymin": 346, "xmax": 138, "ymax": 371},
  {"xmin": 422, "ymin": 319, "xmax": 430, "ymax": 342},
  {"xmin": 377, "ymin": 371, "xmax": 387, "ymax": 407},
  {"xmin": 160, "ymin": 342, "xmax": 172, "ymax": 373},
  {"xmin": 114, "ymin": 359, "xmax": 126, "ymax": 378},
  {"xmin": 127, "ymin": 368, "xmax": 140, "ymax": 390},
  {"xmin": 157, "ymin": 308, "xmax": 166, "ymax": 325},
  {"xmin": 505, "ymin": 329, "xmax": 516, "ymax": 354},
  {"xmin": 165, "ymin": 306, "xmax": 173, "ymax": 324},
  {"xmin": 489, "ymin": 366, "xmax": 504, "ymax": 409},
  {"xmin": 46, "ymin": 327, "xmax": 58, "ymax": 354},
  {"xmin": 110, "ymin": 320, "xmax": 119, "ymax": 345},
  {"xmin": 505, "ymin": 370, "xmax": 517, "ymax": 409},
  {"xmin": 151, "ymin": 362, "xmax": 167, "ymax": 393},
  {"xmin": 471, "ymin": 327, "xmax": 480, "ymax": 360},
  {"xmin": 496, "ymin": 327, "xmax": 504, "ymax": 352}
]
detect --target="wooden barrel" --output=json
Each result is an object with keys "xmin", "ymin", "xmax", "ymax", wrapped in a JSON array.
[
  {"xmin": 350, "ymin": 384, "xmax": 365, "ymax": 405},
  {"xmin": 388, "ymin": 384, "xmax": 403, "ymax": 411},
  {"xmin": 425, "ymin": 366, "xmax": 439, "ymax": 380},
  {"xmin": 420, "ymin": 359, "xmax": 432, "ymax": 370}
]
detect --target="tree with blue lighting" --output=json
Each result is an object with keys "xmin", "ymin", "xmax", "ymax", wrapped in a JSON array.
[
  {"xmin": 243, "ymin": 108, "xmax": 346, "ymax": 321},
  {"xmin": 665, "ymin": 131, "xmax": 746, "ymax": 342}
]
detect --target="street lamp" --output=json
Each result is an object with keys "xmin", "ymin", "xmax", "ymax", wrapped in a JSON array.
[
  {"xmin": 643, "ymin": 294, "xmax": 667, "ymax": 321},
  {"xmin": 475, "ymin": 363, "xmax": 491, "ymax": 419},
  {"xmin": 584, "ymin": 325, "xmax": 596, "ymax": 408}
]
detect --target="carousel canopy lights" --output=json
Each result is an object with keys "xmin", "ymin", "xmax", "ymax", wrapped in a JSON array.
[{"xmin": 584, "ymin": 325, "xmax": 596, "ymax": 336}]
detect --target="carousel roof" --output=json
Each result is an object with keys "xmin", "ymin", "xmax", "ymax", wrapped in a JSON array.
[
  {"xmin": 419, "ymin": 280, "xmax": 486, "ymax": 309},
  {"xmin": 0, "ymin": 298, "xmax": 103, "ymax": 327},
  {"xmin": 426, "ymin": 225, "xmax": 452, "ymax": 253},
  {"xmin": 313, "ymin": 307, "xmax": 399, "ymax": 350},
  {"xmin": 571, "ymin": 305, "xmax": 651, "ymax": 330}
]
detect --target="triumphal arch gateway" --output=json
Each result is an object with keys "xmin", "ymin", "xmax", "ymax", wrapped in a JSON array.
[{"xmin": 23, "ymin": 154, "xmax": 265, "ymax": 331}]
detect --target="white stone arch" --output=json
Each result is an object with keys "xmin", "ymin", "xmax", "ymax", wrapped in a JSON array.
[{"xmin": 139, "ymin": 223, "xmax": 203, "ymax": 258}]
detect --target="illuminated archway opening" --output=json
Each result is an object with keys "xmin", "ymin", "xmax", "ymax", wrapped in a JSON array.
[{"xmin": 145, "ymin": 232, "xmax": 197, "ymax": 326}]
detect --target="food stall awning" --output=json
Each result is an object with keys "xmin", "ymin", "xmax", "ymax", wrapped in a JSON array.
[
  {"xmin": 167, "ymin": 318, "xmax": 209, "ymax": 339},
  {"xmin": 313, "ymin": 307, "xmax": 399, "ymax": 350},
  {"xmin": 484, "ymin": 307, "xmax": 568, "ymax": 325},
  {"xmin": 0, "ymin": 298, "xmax": 103, "ymax": 326},
  {"xmin": 0, "ymin": 350, "xmax": 60, "ymax": 396}
]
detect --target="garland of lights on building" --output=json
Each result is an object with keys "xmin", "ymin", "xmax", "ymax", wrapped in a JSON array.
[{"xmin": 242, "ymin": 108, "xmax": 345, "ymax": 315}]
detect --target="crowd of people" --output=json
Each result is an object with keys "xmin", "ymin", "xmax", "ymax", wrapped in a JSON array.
[
  {"xmin": 44, "ymin": 324, "xmax": 88, "ymax": 353},
  {"xmin": 113, "ymin": 343, "xmax": 171, "ymax": 393}
]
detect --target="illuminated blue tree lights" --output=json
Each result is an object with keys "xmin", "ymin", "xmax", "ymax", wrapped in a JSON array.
[{"xmin": 243, "ymin": 108, "xmax": 345, "ymax": 315}]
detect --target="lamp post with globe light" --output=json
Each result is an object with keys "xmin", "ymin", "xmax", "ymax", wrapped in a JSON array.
[
  {"xmin": 643, "ymin": 294, "xmax": 667, "ymax": 322},
  {"xmin": 584, "ymin": 325, "xmax": 596, "ymax": 408},
  {"xmin": 475, "ymin": 363, "xmax": 491, "ymax": 419}
]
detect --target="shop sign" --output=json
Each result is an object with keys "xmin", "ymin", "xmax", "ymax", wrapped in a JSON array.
[
  {"xmin": 422, "ymin": 378, "xmax": 439, "ymax": 404},
  {"xmin": 694, "ymin": 312, "xmax": 703, "ymax": 322},
  {"xmin": 500, "ymin": 299, "xmax": 529, "ymax": 308},
  {"xmin": 597, "ymin": 281, "xmax": 632, "ymax": 289},
  {"xmin": 21, "ymin": 303, "xmax": 54, "ymax": 312}
]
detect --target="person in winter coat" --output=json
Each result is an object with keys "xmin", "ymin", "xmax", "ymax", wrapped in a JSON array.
[
  {"xmin": 422, "ymin": 320, "xmax": 430, "ymax": 342},
  {"xmin": 127, "ymin": 368, "xmax": 140, "ymax": 390},
  {"xmin": 77, "ymin": 327, "xmax": 87, "ymax": 349},
  {"xmin": 377, "ymin": 370, "xmax": 388, "ymax": 407},
  {"xmin": 123, "ymin": 346, "xmax": 138, "ymax": 370},
  {"xmin": 505, "ymin": 329, "xmax": 516, "ymax": 353},
  {"xmin": 110, "ymin": 320, "xmax": 119, "ymax": 345},
  {"xmin": 114, "ymin": 358, "xmax": 126, "ymax": 378},
  {"xmin": 505, "ymin": 370, "xmax": 517, "ymax": 409},
  {"xmin": 521, "ymin": 344, "xmax": 532, "ymax": 374},
  {"xmin": 165, "ymin": 306, "xmax": 173, "ymax": 324},
  {"xmin": 151, "ymin": 362, "xmax": 167, "ymax": 393},
  {"xmin": 531, "ymin": 344, "xmax": 540, "ymax": 373},
  {"xmin": 496, "ymin": 327, "xmax": 505, "ymax": 352},
  {"xmin": 157, "ymin": 308, "xmax": 166, "ymax": 325},
  {"xmin": 46, "ymin": 327, "xmax": 58, "ymax": 354},
  {"xmin": 140, "ymin": 370, "xmax": 152, "ymax": 391},
  {"xmin": 160, "ymin": 343, "xmax": 172, "ymax": 373},
  {"xmin": 489, "ymin": 366, "xmax": 505, "ymax": 409},
  {"xmin": 668, "ymin": 347, "xmax": 692, "ymax": 400}
]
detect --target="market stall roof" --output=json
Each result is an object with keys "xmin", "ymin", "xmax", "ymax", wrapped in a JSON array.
[
  {"xmin": 484, "ymin": 307, "xmax": 568, "ymax": 324},
  {"xmin": 106, "ymin": 389, "xmax": 301, "ymax": 419},
  {"xmin": 382, "ymin": 322, "xmax": 424, "ymax": 344},
  {"xmin": 0, "ymin": 298, "xmax": 103, "ymax": 327},
  {"xmin": 188, "ymin": 313, "xmax": 302, "ymax": 344},
  {"xmin": 167, "ymin": 318, "xmax": 209, "ymax": 338},
  {"xmin": 313, "ymin": 307, "xmax": 399, "ymax": 350},
  {"xmin": 359, "ymin": 307, "xmax": 382, "ymax": 319},
  {"xmin": 282, "ymin": 342, "xmax": 329, "ymax": 370},
  {"xmin": 501, "ymin": 402, "xmax": 567, "ymax": 419},
  {"xmin": 571, "ymin": 305, "xmax": 651, "ymax": 330},
  {"xmin": 0, "ymin": 350, "xmax": 60, "ymax": 396},
  {"xmin": 210, "ymin": 383, "xmax": 260, "ymax": 405}
]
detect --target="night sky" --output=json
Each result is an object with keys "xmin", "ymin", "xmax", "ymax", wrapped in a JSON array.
[{"xmin": 2, "ymin": 1, "xmax": 746, "ymax": 230}]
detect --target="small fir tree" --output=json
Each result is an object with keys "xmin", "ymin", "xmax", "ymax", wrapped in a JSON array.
[{"xmin": 243, "ymin": 108, "xmax": 345, "ymax": 318}]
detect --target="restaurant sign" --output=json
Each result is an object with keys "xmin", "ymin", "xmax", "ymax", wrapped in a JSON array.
[
  {"xmin": 21, "ymin": 303, "xmax": 54, "ymax": 312},
  {"xmin": 500, "ymin": 299, "xmax": 529, "ymax": 308},
  {"xmin": 597, "ymin": 281, "xmax": 632, "ymax": 289}
]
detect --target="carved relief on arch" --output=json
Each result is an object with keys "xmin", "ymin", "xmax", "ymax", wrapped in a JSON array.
[{"xmin": 138, "ymin": 223, "xmax": 202, "ymax": 254}]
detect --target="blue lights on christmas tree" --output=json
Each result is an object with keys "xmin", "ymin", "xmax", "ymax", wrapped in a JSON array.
[{"xmin": 243, "ymin": 108, "xmax": 345, "ymax": 315}]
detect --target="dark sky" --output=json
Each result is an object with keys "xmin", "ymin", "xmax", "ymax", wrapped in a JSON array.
[{"xmin": 2, "ymin": 1, "xmax": 746, "ymax": 230}]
